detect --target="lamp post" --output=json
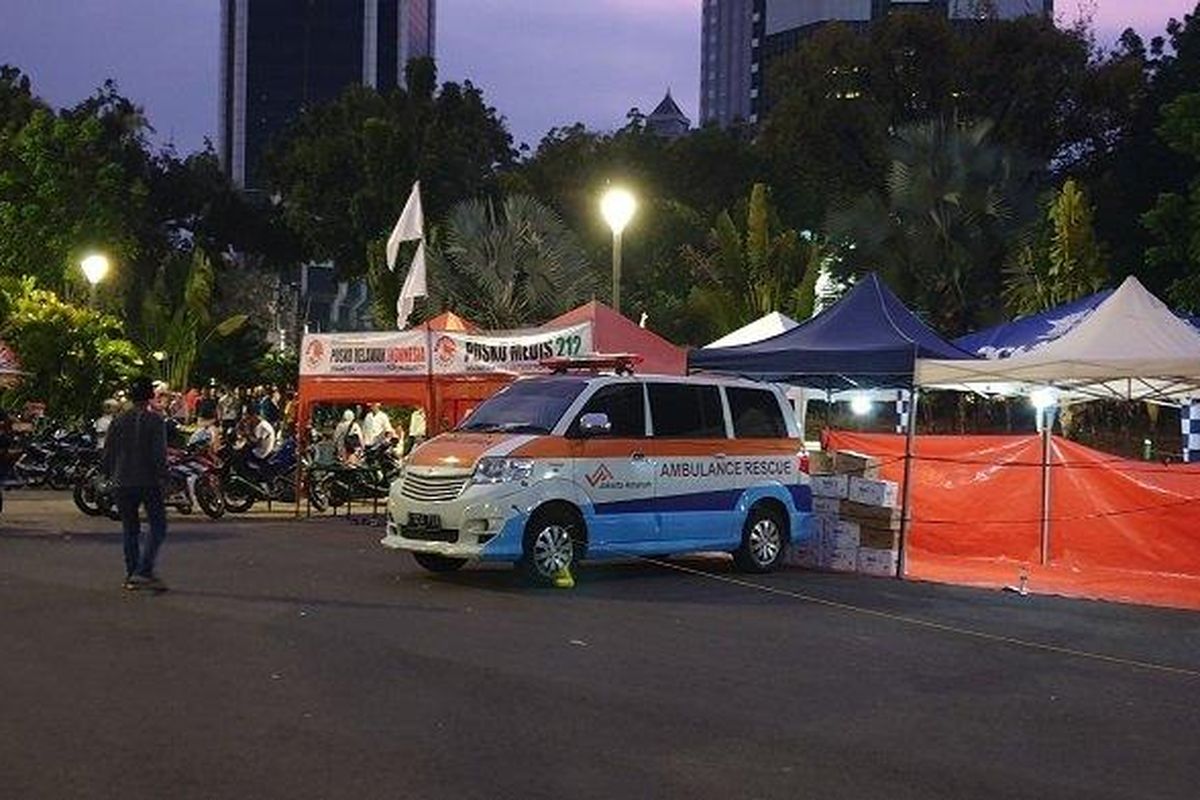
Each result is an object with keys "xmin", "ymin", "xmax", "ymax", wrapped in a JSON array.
[
  {"xmin": 80, "ymin": 254, "xmax": 110, "ymax": 308},
  {"xmin": 600, "ymin": 187, "xmax": 636, "ymax": 314}
]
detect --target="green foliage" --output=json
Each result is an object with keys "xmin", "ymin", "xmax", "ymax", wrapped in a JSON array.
[
  {"xmin": 138, "ymin": 250, "xmax": 247, "ymax": 389},
  {"xmin": 193, "ymin": 323, "xmax": 273, "ymax": 387},
  {"xmin": 0, "ymin": 282, "xmax": 140, "ymax": 420},
  {"xmin": 0, "ymin": 104, "xmax": 146, "ymax": 292},
  {"xmin": 0, "ymin": 65, "xmax": 46, "ymax": 137},
  {"xmin": 252, "ymin": 348, "xmax": 298, "ymax": 390},
  {"xmin": 682, "ymin": 184, "xmax": 821, "ymax": 343},
  {"xmin": 827, "ymin": 117, "xmax": 1038, "ymax": 334},
  {"xmin": 264, "ymin": 61, "xmax": 515, "ymax": 279},
  {"xmin": 0, "ymin": 69, "xmax": 296, "ymax": 337},
  {"xmin": 1005, "ymin": 179, "xmax": 1107, "ymax": 315},
  {"xmin": 1083, "ymin": 12, "xmax": 1200, "ymax": 292},
  {"xmin": 1144, "ymin": 92, "xmax": 1200, "ymax": 311},
  {"xmin": 426, "ymin": 195, "xmax": 597, "ymax": 328}
]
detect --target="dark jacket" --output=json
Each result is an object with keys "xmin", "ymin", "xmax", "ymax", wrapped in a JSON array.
[{"xmin": 101, "ymin": 407, "xmax": 168, "ymax": 488}]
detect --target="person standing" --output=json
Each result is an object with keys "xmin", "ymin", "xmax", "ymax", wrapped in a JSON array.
[
  {"xmin": 217, "ymin": 386, "xmax": 238, "ymax": 433},
  {"xmin": 196, "ymin": 383, "xmax": 219, "ymax": 423},
  {"xmin": 406, "ymin": 406, "xmax": 427, "ymax": 455},
  {"xmin": 102, "ymin": 376, "xmax": 170, "ymax": 592},
  {"xmin": 259, "ymin": 386, "xmax": 280, "ymax": 425},
  {"xmin": 361, "ymin": 403, "xmax": 396, "ymax": 447},
  {"xmin": 93, "ymin": 399, "xmax": 119, "ymax": 449}
]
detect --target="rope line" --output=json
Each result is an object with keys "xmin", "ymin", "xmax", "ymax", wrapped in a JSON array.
[
  {"xmin": 824, "ymin": 452, "xmax": 1200, "ymax": 475},
  {"xmin": 625, "ymin": 555, "xmax": 1200, "ymax": 679}
]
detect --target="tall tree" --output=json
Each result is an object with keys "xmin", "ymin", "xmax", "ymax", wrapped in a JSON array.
[
  {"xmin": 827, "ymin": 117, "xmax": 1039, "ymax": 334},
  {"xmin": 1084, "ymin": 9, "xmax": 1200, "ymax": 290},
  {"xmin": 264, "ymin": 59, "xmax": 515, "ymax": 280},
  {"xmin": 0, "ymin": 99, "xmax": 149, "ymax": 296},
  {"xmin": 1143, "ymin": 92, "xmax": 1200, "ymax": 310}
]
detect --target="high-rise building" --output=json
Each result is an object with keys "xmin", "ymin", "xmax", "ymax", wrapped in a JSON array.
[
  {"xmin": 219, "ymin": 0, "xmax": 436, "ymax": 189},
  {"xmin": 700, "ymin": 0, "xmax": 756, "ymax": 129},
  {"xmin": 700, "ymin": 0, "xmax": 1053, "ymax": 128}
]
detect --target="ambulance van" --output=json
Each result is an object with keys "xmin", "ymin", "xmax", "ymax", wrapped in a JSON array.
[{"xmin": 381, "ymin": 373, "xmax": 813, "ymax": 583}]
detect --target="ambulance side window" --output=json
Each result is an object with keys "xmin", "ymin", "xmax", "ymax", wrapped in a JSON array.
[
  {"xmin": 648, "ymin": 384, "xmax": 725, "ymax": 438},
  {"xmin": 727, "ymin": 387, "xmax": 788, "ymax": 438},
  {"xmin": 568, "ymin": 384, "xmax": 646, "ymax": 437}
]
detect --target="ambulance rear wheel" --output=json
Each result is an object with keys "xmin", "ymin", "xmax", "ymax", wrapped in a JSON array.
[
  {"xmin": 412, "ymin": 552, "xmax": 467, "ymax": 573},
  {"xmin": 734, "ymin": 504, "xmax": 788, "ymax": 573},
  {"xmin": 520, "ymin": 505, "xmax": 584, "ymax": 585}
]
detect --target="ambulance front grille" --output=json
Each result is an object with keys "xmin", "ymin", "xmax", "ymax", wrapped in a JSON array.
[{"xmin": 400, "ymin": 473, "xmax": 469, "ymax": 503}]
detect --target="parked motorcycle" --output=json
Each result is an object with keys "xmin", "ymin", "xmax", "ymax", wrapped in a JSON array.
[
  {"xmin": 13, "ymin": 427, "xmax": 95, "ymax": 489},
  {"xmin": 166, "ymin": 444, "xmax": 226, "ymax": 519},
  {"xmin": 307, "ymin": 438, "xmax": 403, "ymax": 511},
  {"xmin": 221, "ymin": 437, "xmax": 300, "ymax": 513},
  {"xmin": 73, "ymin": 442, "xmax": 225, "ymax": 520},
  {"xmin": 72, "ymin": 463, "xmax": 121, "ymax": 519}
]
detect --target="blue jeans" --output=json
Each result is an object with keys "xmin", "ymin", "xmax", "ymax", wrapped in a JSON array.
[{"xmin": 117, "ymin": 486, "xmax": 168, "ymax": 578}]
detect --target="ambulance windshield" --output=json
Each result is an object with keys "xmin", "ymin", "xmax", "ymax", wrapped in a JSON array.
[{"xmin": 457, "ymin": 377, "xmax": 589, "ymax": 434}]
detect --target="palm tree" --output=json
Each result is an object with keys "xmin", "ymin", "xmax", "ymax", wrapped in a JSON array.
[
  {"xmin": 139, "ymin": 250, "xmax": 247, "ymax": 389},
  {"xmin": 827, "ymin": 116, "xmax": 1038, "ymax": 334},
  {"xmin": 426, "ymin": 195, "xmax": 597, "ymax": 328},
  {"xmin": 683, "ymin": 183, "xmax": 823, "ymax": 340}
]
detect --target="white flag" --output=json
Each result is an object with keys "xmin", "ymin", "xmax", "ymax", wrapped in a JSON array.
[
  {"xmin": 395, "ymin": 240, "xmax": 427, "ymax": 330},
  {"xmin": 386, "ymin": 181, "xmax": 424, "ymax": 270}
]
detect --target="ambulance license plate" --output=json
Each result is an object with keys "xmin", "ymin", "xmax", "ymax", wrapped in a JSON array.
[{"xmin": 407, "ymin": 512, "xmax": 441, "ymax": 531}]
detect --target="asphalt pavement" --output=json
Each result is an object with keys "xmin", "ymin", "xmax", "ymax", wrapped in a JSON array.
[{"xmin": 2, "ymin": 490, "xmax": 1198, "ymax": 800}]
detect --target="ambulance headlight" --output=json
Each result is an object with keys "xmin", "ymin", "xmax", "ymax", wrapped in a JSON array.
[{"xmin": 473, "ymin": 457, "xmax": 533, "ymax": 484}]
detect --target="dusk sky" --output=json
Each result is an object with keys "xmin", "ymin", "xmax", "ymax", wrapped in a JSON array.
[{"xmin": 0, "ymin": 0, "xmax": 1195, "ymax": 155}]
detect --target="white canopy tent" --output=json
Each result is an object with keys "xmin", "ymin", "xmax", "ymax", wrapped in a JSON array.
[
  {"xmin": 705, "ymin": 311, "xmax": 799, "ymax": 349},
  {"xmin": 703, "ymin": 312, "xmax": 809, "ymax": 433},
  {"xmin": 916, "ymin": 276, "xmax": 1200, "ymax": 404}
]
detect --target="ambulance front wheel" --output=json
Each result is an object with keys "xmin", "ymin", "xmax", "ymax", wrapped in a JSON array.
[
  {"xmin": 412, "ymin": 552, "xmax": 467, "ymax": 573},
  {"xmin": 520, "ymin": 504, "xmax": 585, "ymax": 586},
  {"xmin": 734, "ymin": 504, "xmax": 788, "ymax": 573}
]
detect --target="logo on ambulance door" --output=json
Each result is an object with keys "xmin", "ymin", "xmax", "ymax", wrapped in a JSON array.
[{"xmin": 586, "ymin": 464, "xmax": 615, "ymax": 487}]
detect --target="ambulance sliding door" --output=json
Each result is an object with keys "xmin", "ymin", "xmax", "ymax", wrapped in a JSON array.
[
  {"xmin": 568, "ymin": 382, "xmax": 658, "ymax": 549},
  {"xmin": 647, "ymin": 383, "xmax": 739, "ymax": 548}
]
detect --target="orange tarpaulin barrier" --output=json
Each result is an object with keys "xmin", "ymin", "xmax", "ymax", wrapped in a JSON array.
[{"xmin": 826, "ymin": 432, "xmax": 1200, "ymax": 610}]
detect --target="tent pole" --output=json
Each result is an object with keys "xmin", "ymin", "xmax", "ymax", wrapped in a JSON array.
[
  {"xmin": 897, "ymin": 388, "xmax": 919, "ymax": 580},
  {"xmin": 1039, "ymin": 414, "xmax": 1052, "ymax": 566}
]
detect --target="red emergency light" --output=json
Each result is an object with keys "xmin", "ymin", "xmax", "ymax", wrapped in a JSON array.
[{"xmin": 540, "ymin": 354, "xmax": 644, "ymax": 375}]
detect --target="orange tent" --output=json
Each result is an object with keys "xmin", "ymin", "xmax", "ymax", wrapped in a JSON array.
[
  {"xmin": 544, "ymin": 301, "xmax": 687, "ymax": 376},
  {"xmin": 296, "ymin": 311, "xmax": 499, "ymax": 436}
]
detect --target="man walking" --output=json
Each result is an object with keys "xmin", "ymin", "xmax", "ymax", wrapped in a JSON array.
[{"xmin": 102, "ymin": 376, "xmax": 170, "ymax": 592}]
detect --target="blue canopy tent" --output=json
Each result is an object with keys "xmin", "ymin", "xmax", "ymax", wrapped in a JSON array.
[
  {"xmin": 689, "ymin": 273, "xmax": 977, "ymax": 579},
  {"xmin": 688, "ymin": 273, "xmax": 976, "ymax": 389}
]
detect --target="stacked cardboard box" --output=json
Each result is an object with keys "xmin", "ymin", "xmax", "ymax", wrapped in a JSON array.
[{"xmin": 792, "ymin": 448, "xmax": 901, "ymax": 576}]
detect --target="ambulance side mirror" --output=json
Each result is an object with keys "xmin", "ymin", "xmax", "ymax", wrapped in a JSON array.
[{"xmin": 578, "ymin": 413, "xmax": 612, "ymax": 437}]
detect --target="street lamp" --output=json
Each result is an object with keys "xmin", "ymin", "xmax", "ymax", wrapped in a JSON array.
[
  {"xmin": 600, "ymin": 187, "xmax": 636, "ymax": 314},
  {"xmin": 80, "ymin": 254, "xmax": 110, "ymax": 307}
]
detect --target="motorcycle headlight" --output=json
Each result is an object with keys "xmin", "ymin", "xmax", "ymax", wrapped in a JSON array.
[{"xmin": 472, "ymin": 457, "xmax": 533, "ymax": 484}]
